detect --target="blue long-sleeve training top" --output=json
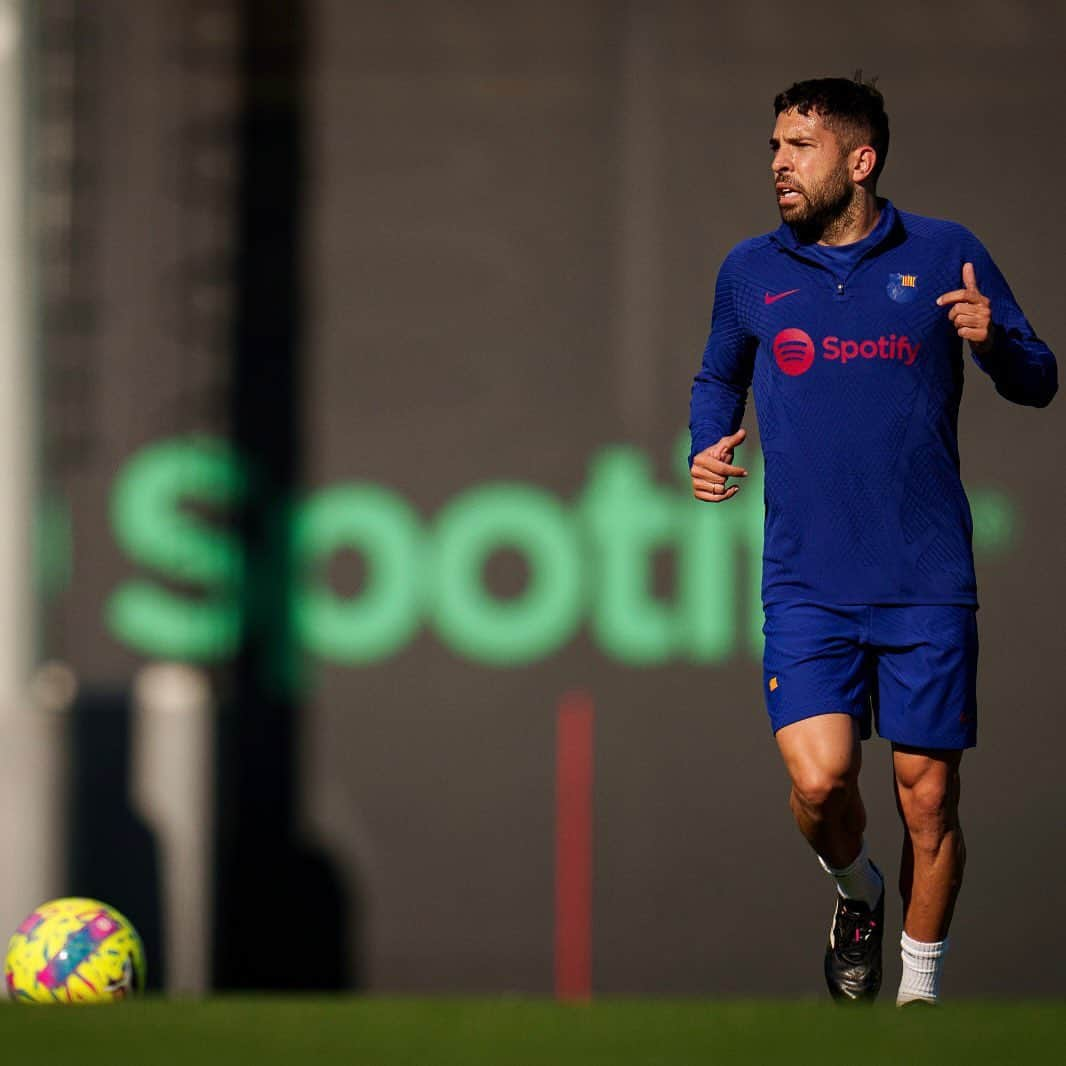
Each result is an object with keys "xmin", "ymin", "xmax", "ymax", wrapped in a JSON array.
[{"xmin": 689, "ymin": 199, "xmax": 1058, "ymax": 607}]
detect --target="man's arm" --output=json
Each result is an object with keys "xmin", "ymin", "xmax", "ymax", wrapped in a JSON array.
[
  {"xmin": 689, "ymin": 252, "xmax": 758, "ymax": 469},
  {"xmin": 937, "ymin": 251, "xmax": 1058, "ymax": 408}
]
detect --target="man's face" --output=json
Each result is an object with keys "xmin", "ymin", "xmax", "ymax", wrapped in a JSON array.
[{"xmin": 770, "ymin": 108, "xmax": 854, "ymax": 227}]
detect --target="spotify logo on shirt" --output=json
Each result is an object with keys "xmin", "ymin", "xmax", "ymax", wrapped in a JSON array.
[
  {"xmin": 772, "ymin": 328, "xmax": 816, "ymax": 375},
  {"xmin": 772, "ymin": 328, "xmax": 921, "ymax": 373}
]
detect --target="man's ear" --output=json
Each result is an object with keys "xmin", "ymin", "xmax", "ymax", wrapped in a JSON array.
[{"xmin": 852, "ymin": 145, "xmax": 877, "ymax": 181}]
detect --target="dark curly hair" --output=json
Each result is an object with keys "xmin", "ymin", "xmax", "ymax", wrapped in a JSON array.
[{"xmin": 774, "ymin": 75, "xmax": 890, "ymax": 184}]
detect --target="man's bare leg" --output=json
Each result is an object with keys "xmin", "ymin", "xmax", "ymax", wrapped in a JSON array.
[
  {"xmin": 892, "ymin": 745, "xmax": 965, "ymax": 1004},
  {"xmin": 777, "ymin": 713, "xmax": 885, "ymax": 1002},
  {"xmin": 775, "ymin": 713, "xmax": 865, "ymax": 868}
]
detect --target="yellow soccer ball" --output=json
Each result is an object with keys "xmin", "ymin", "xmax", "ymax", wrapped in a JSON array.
[{"xmin": 5, "ymin": 898, "xmax": 146, "ymax": 1004}]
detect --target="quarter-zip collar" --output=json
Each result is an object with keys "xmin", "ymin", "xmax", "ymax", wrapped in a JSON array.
[{"xmin": 770, "ymin": 198, "xmax": 905, "ymax": 262}]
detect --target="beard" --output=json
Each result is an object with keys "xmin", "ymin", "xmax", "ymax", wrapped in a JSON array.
[{"xmin": 776, "ymin": 162, "xmax": 857, "ymax": 242}]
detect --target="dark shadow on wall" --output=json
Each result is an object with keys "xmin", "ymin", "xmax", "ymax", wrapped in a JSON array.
[
  {"xmin": 66, "ymin": 686, "xmax": 165, "ymax": 993},
  {"xmin": 212, "ymin": 0, "xmax": 358, "ymax": 991}
]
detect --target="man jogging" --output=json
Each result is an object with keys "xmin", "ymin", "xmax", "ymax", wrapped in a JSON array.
[{"xmin": 688, "ymin": 76, "xmax": 1057, "ymax": 1005}]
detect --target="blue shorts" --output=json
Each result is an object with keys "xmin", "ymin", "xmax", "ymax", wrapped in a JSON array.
[{"xmin": 762, "ymin": 603, "xmax": 978, "ymax": 750}]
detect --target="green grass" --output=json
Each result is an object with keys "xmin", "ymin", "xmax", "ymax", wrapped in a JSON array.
[{"xmin": 1, "ymin": 999, "xmax": 1064, "ymax": 1065}]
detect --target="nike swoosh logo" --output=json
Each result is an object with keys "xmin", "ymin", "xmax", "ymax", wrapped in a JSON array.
[{"xmin": 764, "ymin": 288, "xmax": 801, "ymax": 305}]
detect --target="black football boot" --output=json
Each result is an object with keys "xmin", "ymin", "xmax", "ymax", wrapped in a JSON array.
[{"xmin": 823, "ymin": 866, "xmax": 884, "ymax": 1003}]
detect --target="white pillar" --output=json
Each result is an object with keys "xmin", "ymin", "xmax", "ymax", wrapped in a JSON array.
[
  {"xmin": 130, "ymin": 663, "xmax": 215, "ymax": 996},
  {"xmin": 0, "ymin": 0, "xmax": 65, "ymax": 945},
  {"xmin": 0, "ymin": 2, "xmax": 31, "ymax": 698}
]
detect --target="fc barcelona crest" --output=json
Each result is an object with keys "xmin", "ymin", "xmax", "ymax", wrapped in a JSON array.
[{"xmin": 887, "ymin": 272, "xmax": 918, "ymax": 303}]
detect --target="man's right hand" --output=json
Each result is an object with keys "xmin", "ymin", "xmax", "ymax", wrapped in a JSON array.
[{"xmin": 690, "ymin": 428, "xmax": 748, "ymax": 503}]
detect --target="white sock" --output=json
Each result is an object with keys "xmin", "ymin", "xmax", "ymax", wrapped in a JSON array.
[
  {"xmin": 897, "ymin": 931, "xmax": 948, "ymax": 1005},
  {"xmin": 817, "ymin": 839, "xmax": 883, "ymax": 909}
]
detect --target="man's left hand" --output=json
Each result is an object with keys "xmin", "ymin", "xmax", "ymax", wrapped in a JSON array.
[{"xmin": 937, "ymin": 261, "xmax": 995, "ymax": 354}]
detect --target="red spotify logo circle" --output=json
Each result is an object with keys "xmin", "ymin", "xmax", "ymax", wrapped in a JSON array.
[{"xmin": 773, "ymin": 328, "xmax": 815, "ymax": 376}]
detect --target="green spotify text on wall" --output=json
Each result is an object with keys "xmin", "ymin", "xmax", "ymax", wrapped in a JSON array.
[{"xmin": 106, "ymin": 437, "xmax": 1015, "ymax": 668}]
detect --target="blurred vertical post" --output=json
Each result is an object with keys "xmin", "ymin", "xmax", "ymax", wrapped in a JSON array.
[
  {"xmin": 555, "ymin": 692, "xmax": 594, "ymax": 1001},
  {"xmin": 131, "ymin": 664, "xmax": 215, "ymax": 996},
  {"xmin": 0, "ymin": 0, "xmax": 63, "ymax": 937}
]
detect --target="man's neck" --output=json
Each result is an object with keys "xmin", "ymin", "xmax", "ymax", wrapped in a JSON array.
[{"xmin": 816, "ymin": 189, "xmax": 881, "ymax": 247}]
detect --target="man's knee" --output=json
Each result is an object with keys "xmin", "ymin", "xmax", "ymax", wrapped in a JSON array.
[
  {"xmin": 790, "ymin": 766, "xmax": 854, "ymax": 817},
  {"xmin": 897, "ymin": 768, "xmax": 960, "ymax": 848},
  {"xmin": 777, "ymin": 714, "xmax": 862, "ymax": 826}
]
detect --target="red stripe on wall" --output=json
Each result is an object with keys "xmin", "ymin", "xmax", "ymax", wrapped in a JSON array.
[{"xmin": 554, "ymin": 691, "xmax": 594, "ymax": 1001}]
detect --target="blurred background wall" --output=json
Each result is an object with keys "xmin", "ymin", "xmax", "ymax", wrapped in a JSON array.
[{"xmin": 2, "ymin": 0, "xmax": 1063, "ymax": 997}]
